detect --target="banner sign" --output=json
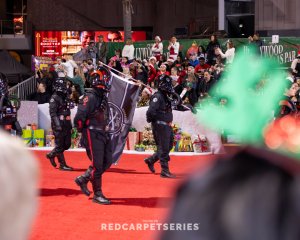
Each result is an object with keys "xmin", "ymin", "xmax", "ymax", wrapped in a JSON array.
[
  {"xmin": 35, "ymin": 31, "xmax": 62, "ymax": 58},
  {"xmin": 107, "ymin": 37, "xmax": 300, "ymax": 66},
  {"xmin": 34, "ymin": 33, "xmax": 300, "ymax": 66},
  {"xmin": 34, "ymin": 31, "xmax": 146, "ymax": 59},
  {"xmin": 107, "ymin": 73, "xmax": 140, "ymax": 163},
  {"xmin": 95, "ymin": 31, "xmax": 146, "ymax": 42}
]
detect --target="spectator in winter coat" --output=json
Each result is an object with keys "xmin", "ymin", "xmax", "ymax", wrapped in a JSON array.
[{"xmin": 206, "ymin": 34, "xmax": 220, "ymax": 65}]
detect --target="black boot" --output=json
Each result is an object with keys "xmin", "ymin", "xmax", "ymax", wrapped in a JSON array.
[
  {"xmin": 160, "ymin": 161, "xmax": 176, "ymax": 178},
  {"xmin": 144, "ymin": 157, "xmax": 155, "ymax": 173},
  {"xmin": 57, "ymin": 153, "xmax": 73, "ymax": 171},
  {"xmin": 46, "ymin": 152, "xmax": 57, "ymax": 168},
  {"xmin": 92, "ymin": 177, "xmax": 111, "ymax": 205},
  {"xmin": 75, "ymin": 166, "xmax": 92, "ymax": 196}
]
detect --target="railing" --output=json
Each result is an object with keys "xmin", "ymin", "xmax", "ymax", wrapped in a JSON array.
[{"xmin": 8, "ymin": 76, "xmax": 37, "ymax": 100}]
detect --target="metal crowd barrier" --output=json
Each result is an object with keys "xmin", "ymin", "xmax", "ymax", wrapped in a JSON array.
[{"xmin": 8, "ymin": 76, "xmax": 37, "ymax": 100}]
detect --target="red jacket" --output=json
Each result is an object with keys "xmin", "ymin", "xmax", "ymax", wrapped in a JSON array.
[
  {"xmin": 155, "ymin": 71, "xmax": 170, "ymax": 81},
  {"xmin": 177, "ymin": 70, "xmax": 187, "ymax": 85},
  {"xmin": 195, "ymin": 63, "xmax": 211, "ymax": 73},
  {"xmin": 148, "ymin": 64, "xmax": 157, "ymax": 83}
]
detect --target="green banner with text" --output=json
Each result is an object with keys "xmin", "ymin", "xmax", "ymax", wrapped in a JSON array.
[{"xmin": 107, "ymin": 37, "xmax": 300, "ymax": 66}]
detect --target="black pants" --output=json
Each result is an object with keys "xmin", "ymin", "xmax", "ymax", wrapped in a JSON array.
[
  {"xmin": 80, "ymin": 128, "xmax": 93, "ymax": 161},
  {"xmin": 86, "ymin": 129, "xmax": 112, "ymax": 182},
  {"xmin": 148, "ymin": 122, "xmax": 173, "ymax": 164},
  {"xmin": 49, "ymin": 122, "xmax": 71, "ymax": 156}
]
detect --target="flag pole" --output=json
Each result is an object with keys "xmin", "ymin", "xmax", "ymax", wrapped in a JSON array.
[
  {"xmin": 99, "ymin": 61, "xmax": 151, "ymax": 89},
  {"xmin": 99, "ymin": 61, "xmax": 191, "ymax": 111}
]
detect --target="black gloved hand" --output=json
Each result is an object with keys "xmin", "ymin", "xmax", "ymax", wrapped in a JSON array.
[
  {"xmin": 14, "ymin": 121, "xmax": 23, "ymax": 136},
  {"xmin": 54, "ymin": 125, "xmax": 62, "ymax": 131},
  {"xmin": 53, "ymin": 116, "xmax": 62, "ymax": 131},
  {"xmin": 146, "ymin": 116, "xmax": 152, "ymax": 123}
]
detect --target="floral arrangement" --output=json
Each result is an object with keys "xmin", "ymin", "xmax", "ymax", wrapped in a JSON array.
[
  {"xmin": 142, "ymin": 124, "xmax": 155, "ymax": 146},
  {"xmin": 139, "ymin": 123, "xmax": 197, "ymax": 152},
  {"xmin": 71, "ymin": 128, "xmax": 82, "ymax": 148},
  {"xmin": 141, "ymin": 124, "xmax": 156, "ymax": 151},
  {"xmin": 134, "ymin": 143, "xmax": 146, "ymax": 152}
]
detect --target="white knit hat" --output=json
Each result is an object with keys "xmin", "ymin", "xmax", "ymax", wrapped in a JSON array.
[
  {"xmin": 142, "ymin": 87, "xmax": 152, "ymax": 96},
  {"xmin": 149, "ymin": 56, "xmax": 157, "ymax": 62},
  {"xmin": 155, "ymin": 36, "xmax": 161, "ymax": 42}
]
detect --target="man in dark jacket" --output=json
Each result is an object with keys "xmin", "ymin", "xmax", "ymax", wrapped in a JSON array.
[
  {"xmin": 46, "ymin": 77, "xmax": 73, "ymax": 171},
  {"xmin": 0, "ymin": 72, "xmax": 22, "ymax": 136},
  {"xmin": 96, "ymin": 35, "xmax": 109, "ymax": 64},
  {"xmin": 144, "ymin": 75, "xmax": 176, "ymax": 178},
  {"xmin": 28, "ymin": 80, "xmax": 51, "ymax": 104},
  {"xmin": 74, "ymin": 67, "xmax": 112, "ymax": 205}
]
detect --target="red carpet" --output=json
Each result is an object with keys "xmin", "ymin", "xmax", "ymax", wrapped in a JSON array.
[{"xmin": 29, "ymin": 150, "xmax": 215, "ymax": 240}]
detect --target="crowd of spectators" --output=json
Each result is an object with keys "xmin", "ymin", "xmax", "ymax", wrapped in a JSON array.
[
  {"xmin": 31, "ymin": 33, "xmax": 242, "ymax": 110},
  {"xmin": 32, "ymin": 32, "xmax": 299, "ymax": 117},
  {"xmin": 132, "ymin": 34, "xmax": 235, "ymax": 109},
  {"xmin": 277, "ymin": 51, "xmax": 300, "ymax": 118}
]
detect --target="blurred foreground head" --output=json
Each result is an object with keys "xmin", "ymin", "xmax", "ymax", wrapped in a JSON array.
[
  {"xmin": 161, "ymin": 147, "xmax": 300, "ymax": 240},
  {"xmin": 161, "ymin": 48, "xmax": 300, "ymax": 240},
  {"xmin": 0, "ymin": 131, "xmax": 38, "ymax": 240}
]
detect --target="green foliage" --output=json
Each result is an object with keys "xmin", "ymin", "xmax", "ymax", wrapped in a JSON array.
[
  {"xmin": 196, "ymin": 47, "xmax": 286, "ymax": 145},
  {"xmin": 129, "ymin": 127, "xmax": 137, "ymax": 132}
]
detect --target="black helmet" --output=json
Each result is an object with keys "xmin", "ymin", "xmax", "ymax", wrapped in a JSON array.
[
  {"xmin": 0, "ymin": 72, "xmax": 8, "ymax": 97},
  {"xmin": 89, "ymin": 66, "xmax": 111, "ymax": 91},
  {"xmin": 157, "ymin": 75, "xmax": 174, "ymax": 93},
  {"xmin": 54, "ymin": 77, "xmax": 68, "ymax": 94}
]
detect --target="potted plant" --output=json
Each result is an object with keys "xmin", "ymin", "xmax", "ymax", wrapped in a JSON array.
[{"xmin": 135, "ymin": 143, "xmax": 146, "ymax": 152}]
